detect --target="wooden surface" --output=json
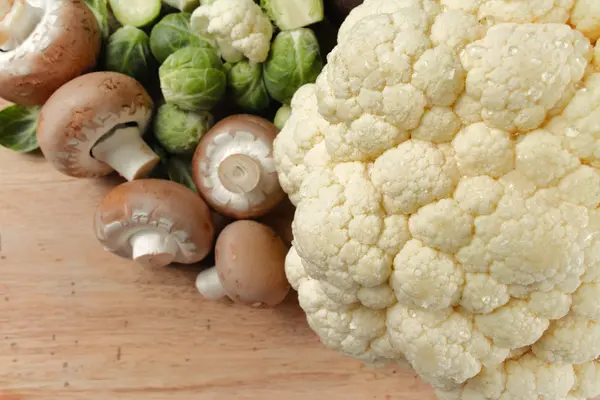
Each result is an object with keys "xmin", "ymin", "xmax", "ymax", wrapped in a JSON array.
[{"xmin": 0, "ymin": 148, "xmax": 434, "ymax": 399}]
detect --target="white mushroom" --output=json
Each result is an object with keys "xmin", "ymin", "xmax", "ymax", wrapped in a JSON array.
[
  {"xmin": 37, "ymin": 71, "xmax": 160, "ymax": 181},
  {"xmin": 192, "ymin": 114, "xmax": 285, "ymax": 219},
  {"xmin": 0, "ymin": 0, "xmax": 101, "ymax": 105},
  {"xmin": 195, "ymin": 220, "xmax": 290, "ymax": 307},
  {"xmin": 94, "ymin": 179, "xmax": 216, "ymax": 268}
]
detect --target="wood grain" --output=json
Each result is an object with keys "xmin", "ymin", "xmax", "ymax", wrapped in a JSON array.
[{"xmin": 0, "ymin": 148, "xmax": 435, "ymax": 399}]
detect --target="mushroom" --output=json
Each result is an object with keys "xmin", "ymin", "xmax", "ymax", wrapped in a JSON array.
[
  {"xmin": 94, "ymin": 179, "xmax": 216, "ymax": 268},
  {"xmin": 37, "ymin": 71, "xmax": 160, "ymax": 181},
  {"xmin": 192, "ymin": 114, "xmax": 285, "ymax": 219},
  {"xmin": 0, "ymin": 0, "xmax": 101, "ymax": 105},
  {"xmin": 195, "ymin": 220, "xmax": 290, "ymax": 307}
]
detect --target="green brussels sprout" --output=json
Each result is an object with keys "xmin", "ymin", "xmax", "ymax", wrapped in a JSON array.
[
  {"xmin": 154, "ymin": 103, "xmax": 214, "ymax": 154},
  {"xmin": 162, "ymin": 0, "xmax": 200, "ymax": 12},
  {"xmin": 84, "ymin": 0, "xmax": 111, "ymax": 38},
  {"xmin": 150, "ymin": 13, "xmax": 215, "ymax": 64},
  {"xmin": 260, "ymin": 0, "xmax": 324, "ymax": 31},
  {"xmin": 227, "ymin": 60, "xmax": 271, "ymax": 113},
  {"xmin": 105, "ymin": 26, "xmax": 153, "ymax": 83},
  {"xmin": 263, "ymin": 28, "xmax": 323, "ymax": 105},
  {"xmin": 0, "ymin": 102, "xmax": 40, "ymax": 153},
  {"xmin": 159, "ymin": 47, "xmax": 227, "ymax": 111},
  {"xmin": 109, "ymin": 0, "xmax": 162, "ymax": 28},
  {"xmin": 274, "ymin": 104, "xmax": 291, "ymax": 130},
  {"xmin": 167, "ymin": 156, "xmax": 198, "ymax": 193}
]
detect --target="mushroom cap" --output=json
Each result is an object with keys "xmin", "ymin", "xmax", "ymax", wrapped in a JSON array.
[
  {"xmin": 0, "ymin": 0, "xmax": 101, "ymax": 105},
  {"xmin": 37, "ymin": 71, "xmax": 154, "ymax": 178},
  {"xmin": 94, "ymin": 179, "xmax": 216, "ymax": 265},
  {"xmin": 192, "ymin": 114, "xmax": 285, "ymax": 219},
  {"xmin": 215, "ymin": 220, "xmax": 290, "ymax": 306}
]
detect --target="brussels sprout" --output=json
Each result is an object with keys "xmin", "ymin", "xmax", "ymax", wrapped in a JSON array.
[
  {"xmin": 159, "ymin": 47, "xmax": 227, "ymax": 111},
  {"xmin": 227, "ymin": 60, "xmax": 271, "ymax": 113},
  {"xmin": 105, "ymin": 26, "xmax": 153, "ymax": 83},
  {"xmin": 162, "ymin": 0, "xmax": 200, "ymax": 12},
  {"xmin": 109, "ymin": 0, "xmax": 162, "ymax": 28},
  {"xmin": 263, "ymin": 28, "xmax": 323, "ymax": 105},
  {"xmin": 167, "ymin": 156, "xmax": 198, "ymax": 193},
  {"xmin": 84, "ymin": 0, "xmax": 111, "ymax": 38},
  {"xmin": 150, "ymin": 12, "xmax": 215, "ymax": 64},
  {"xmin": 274, "ymin": 104, "xmax": 291, "ymax": 130},
  {"xmin": 0, "ymin": 102, "xmax": 40, "ymax": 153},
  {"xmin": 154, "ymin": 103, "xmax": 214, "ymax": 154},
  {"xmin": 260, "ymin": 0, "xmax": 323, "ymax": 31}
]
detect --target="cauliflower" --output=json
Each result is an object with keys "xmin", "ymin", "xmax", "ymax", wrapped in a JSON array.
[
  {"xmin": 273, "ymin": 0, "xmax": 600, "ymax": 398},
  {"xmin": 190, "ymin": 0, "xmax": 273, "ymax": 64}
]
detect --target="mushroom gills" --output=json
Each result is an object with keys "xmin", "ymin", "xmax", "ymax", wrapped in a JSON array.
[
  {"xmin": 195, "ymin": 267, "xmax": 226, "ymax": 300},
  {"xmin": 90, "ymin": 122, "xmax": 160, "ymax": 181},
  {"xmin": 128, "ymin": 229, "xmax": 179, "ymax": 267},
  {"xmin": 0, "ymin": 0, "xmax": 43, "ymax": 52}
]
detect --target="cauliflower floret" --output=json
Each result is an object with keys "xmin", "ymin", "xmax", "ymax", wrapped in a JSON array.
[
  {"xmin": 515, "ymin": 129, "xmax": 580, "ymax": 186},
  {"xmin": 441, "ymin": 0, "xmax": 574, "ymax": 23},
  {"xmin": 570, "ymin": 0, "xmax": 600, "ymax": 43},
  {"xmin": 460, "ymin": 273, "xmax": 510, "ymax": 314},
  {"xmin": 273, "ymin": 85, "xmax": 329, "ymax": 205},
  {"xmin": 391, "ymin": 239, "xmax": 464, "ymax": 310},
  {"xmin": 461, "ymin": 23, "xmax": 591, "ymax": 133},
  {"xmin": 274, "ymin": 1, "xmax": 600, "ymax": 398},
  {"xmin": 337, "ymin": 0, "xmax": 441, "ymax": 45},
  {"xmin": 408, "ymin": 199, "xmax": 473, "ymax": 253},
  {"xmin": 452, "ymin": 122, "xmax": 515, "ymax": 178},
  {"xmin": 545, "ymin": 73, "xmax": 600, "ymax": 168},
  {"xmin": 532, "ymin": 316, "xmax": 600, "ymax": 363},
  {"xmin": 370, "ymin": 139, "xmax": 459, "ymax": 214},
  {"xmin": 430, "ymin": 10, "xmax": 485, "ymax": 52},
  {"xmin": 190, "ymin": 0, "xmax": 272, "ymax": 63},
  {"xmin": 454, "ymin": 175, "xmax": 504, "ymax": 216},
  {"xmin": 410, "ymin": 107, "xmax": 461, "ymax": 143}
]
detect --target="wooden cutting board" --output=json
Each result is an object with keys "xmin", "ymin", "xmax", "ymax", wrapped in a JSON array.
[{"xmin": 0, "ymin": 147, "xmax": 434, "ymax": 399}]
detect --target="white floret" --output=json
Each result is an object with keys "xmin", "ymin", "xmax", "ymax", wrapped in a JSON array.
[
  {"xmin": 461, "ymin": 23, "xmax": 591, "ymax": 133},
  {"xmin": 570, "ymin": 0, "xmax": 600, "ymax": 42},
  {"xmin": 370, "ymin": 139, "xmax": 459, "ymax": 214},
  {"xmin": 410, "ymin": 107, "xmax": 461, "ymax": 143},
  {"xmin": 532, "ymin": 315, "xmax": 600, "ymax": 363},
  {"xmin": 408, "ymin": 199, "xmax": 474, "ymax": 254},
  {"xmin": 391, "ymin": 239, "xmax": 464, "ymax": 310},
  {"xmin": 452, "ymin": 122, "xmax": 515, "ymax": 178},
  {"xmin": 191, "ymin": 0, "xmax": 272, "ymax": 63},
  {"xmin": 515, "ymin": 129, "xmax": 580, "ymax": 187},
  {"xmin": 273, "ymin": 84, "xmax": 329, "ymax": 205},
  {"xmin": 273, "ymin": 1, "xmax": 600, "ymax": 397}
]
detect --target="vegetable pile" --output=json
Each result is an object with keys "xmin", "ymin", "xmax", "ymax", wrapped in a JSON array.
[
  {"xmin": 7, "ymin": 0, "xmax": 600, "ymax": 399},
  {"xmin": 274, "ymin": 0, "xmax": 600, "ymax": 399},
  {"xmin": 0, "ymin": 0, "xmax": 339, "ymax": 307}
]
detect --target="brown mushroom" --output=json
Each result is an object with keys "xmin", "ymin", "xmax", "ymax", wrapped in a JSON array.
[
  {"xmin": 37, "ymin": 71, "xmax": 160, "ymax": 181},
  {"xmin": 192, "ymin": 114, "xmax": 285, "ymax": 219},
  {"xmin": 195, "ymin": 220, "xmax": 290, "ymax": 307},
  {"xmin": 0, "ymin": 0, "xmax": 101, "ymax": 105},
  {"xmin": 94, "ymin": 179, "xmax": 216, "ymax": 268}
]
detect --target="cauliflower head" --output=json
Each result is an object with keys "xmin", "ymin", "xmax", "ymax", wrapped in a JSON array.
[
  {"xmin": 273, "ymin": 0, "xmax": 600, "ymax": 398},
  {"xmin": 191, "ymin": 0, "xmax": 273, "ymax": 64}
]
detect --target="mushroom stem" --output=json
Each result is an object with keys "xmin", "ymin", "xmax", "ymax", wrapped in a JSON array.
[
  {"xmin": 195, "ymin": 267, "xmax": 226, "ymax": 300},
  {"xmin": 91, "ymin": 126, "xmax": 160, "ymax": 181},
  {"xmin": 0, "ymin": 0, "xmax": 43, "ymax": 51},
  {"xmin": 218, "ymin": 153, "xmax": 263, "ymax": 194},
  {"xmin": 129, "ymin": 230, "xmax": 179, "ymax": 267}
]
